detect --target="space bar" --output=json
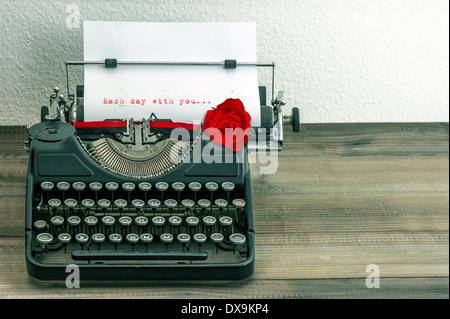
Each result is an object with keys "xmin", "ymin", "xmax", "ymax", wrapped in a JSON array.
[{"xmin": 72, "ymin": 250, "xmax": 208, "ymax": 261}]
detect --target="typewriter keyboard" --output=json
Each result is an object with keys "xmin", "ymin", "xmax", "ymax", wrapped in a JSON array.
[{"xmin": 31, "ymin": 181, "xmax": 251, "ymax": 265}]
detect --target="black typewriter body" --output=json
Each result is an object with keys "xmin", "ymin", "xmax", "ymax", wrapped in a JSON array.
[
  {"xmin": 25, "ymin": 120, "xmax": 255, "ymax": 280},
  {"xmin": 24, "ymin": 55, "xmax": 299, "ymax": 280}
]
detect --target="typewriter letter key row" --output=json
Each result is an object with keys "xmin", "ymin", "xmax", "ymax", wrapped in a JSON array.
[{"xmin": 31, "ymin": 181, "xmax": 250, "ymax": 265}]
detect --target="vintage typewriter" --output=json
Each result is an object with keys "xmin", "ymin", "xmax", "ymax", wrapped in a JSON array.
[{"xmin": 24, "ymin": 57, "xmax": 299, "ymax": 280}]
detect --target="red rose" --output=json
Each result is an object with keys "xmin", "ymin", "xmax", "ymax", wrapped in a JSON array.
[{"xmin": 202, "ymin": 98, "xmax": 251, "ymax": 151}]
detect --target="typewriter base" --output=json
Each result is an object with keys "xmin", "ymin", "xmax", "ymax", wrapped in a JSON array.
[{"xmin": 25, "ymin": 232, "xmax": 254, "ymax": 281}]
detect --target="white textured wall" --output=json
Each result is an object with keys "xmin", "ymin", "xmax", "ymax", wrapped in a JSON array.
[{"xmin": 0, "ymin": 0, "xmax": 448, "ymax": 126}]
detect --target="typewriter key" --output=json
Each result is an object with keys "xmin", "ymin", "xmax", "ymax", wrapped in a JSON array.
[
  {"xmin": 210, "ymin": 233, "xmax": 224, "ymax": 253},
  {"xmin": 221, "ymin": 182, "xmax": 235, "ymax": 204},
  {"xmin": 56, "ymin": 182, "xmax": 70, "ymax": 214},
  {"xmin": 50, "ymin": 215, "xmax": 64, "ymax": 235},
  {"xmin": 41, "ymin": 181, "xmax": 54, "ymax": 214},
  {"xmin": 152, "ymin": 216, "xmax": 166, "ymax": 235},
  {"xmin": 181, "ymin": 199, "xmax": 195, "ymax": 211},
  {"xmin": 219, "ymin": 216, "xmax": 233, "ymax": 237},
  {"xmin": 138, "ymin": 182, "xmax": 152, "ymax": 205},
  {"xmin": 101, "ymin": 215, "xmax": 116, "ymax": 235},
  {"xmin": 135, "ymin": 216, "xmax": 149, "ymax": 232},
  {"xmin": 75, "ymin": 233, "xmax": 89, "ymax": 250},
  {"xmin": 73, "ymin": 182, "xmax": 86, "ymax": 208},
  {"xmin": 205, "ymin": 182, "xmax": 219, "ymax": 204},
  {"xmin": 105, "ymin": 182, "xmax": 119, "ymax": 203},
  {"xmin": 81, "ymin": 199, "xmax": 95, "ymax": 214},
  {"xmin": 97, "ymin": 199, "xmax": 111, "ymax": 215},
  {"xmin": 109, "ymin": 233, "xmax": 122, "ymax": 250},
  {"xmin": 48, "ymin": 198, "xmax": 61, "ymax": 215},
  {"xmin": 169, "ymin": 216, "xmax": 182, "ymax": 235},
  {"xmin": 186, "ymin": 216, "xmax": 200, "ymax": 236},
  {"xmin": 84, "ymin": 216, "xmax": 98, "ymax": 235},
  {"xmin": 203, "ymin": 216, "xmax": 217, "ymax": 236},
  {"xmin": 36, "ymin": 233, "xmax": 53, "ymax": 253},
  {"xmin": 140, "ymin": 233, "xmax": 153, "ymax": 250},
  {"xmin": 122, "ymin": 182, "xmax": 135, "ymax": 212},
  {"xmin": 131, "ymin": 199, "xmax": 145, "ymax": 214},
  {"xmin": 92, "ymin": 233, "xmax": 105, "ymax": 250},
  {"xmin": 114, "ymin": 199, "xmax": 128, "ymax": 216},
  {"xmin": 126, "ymin": 233, "xmax": 139, "ymax": 250},
  {"xmin": 193, "ymin": 233, "xmax": 207, "ymax": 250},
  {"xmin": 197, "ymin": 199, "xmax": 211, "ymax": 214},
  {"xmin": 155, "ymin": 182, "xmax": 169, "ymax": 203},
  {"xmin": 160, "ymin": 233, "xmax": 173, "ymax": 250},
  {"xmin": 164, "ymin": 199, "xmax": 178, "ymax": 213},
  {"xmin": 67, "ymin": 216, "xmax": 81, "ymax": 235},
  {"xmin": 229, "ymin": 233, "xmax": 246, "ymax": 254},
  {"xmin": 147, "ymin": 199, "xmax": 161, "ymax": 213},
  {"xmin": 34, "ymin": 220, "xmax": 47, "ymax": 234},
  {"xmin": 214, "ymin": 199, "xmax": 228, "ymax": 215},
  {"xmin": 188, "ymin": 182, "xmax": 202, "ymax": 207},
  {"xmin": 58, "ymin": 233, "xmax": 71, "ymax": 253},
  {"xmin": 64, "ymin": 198, "xmax": 78, "ymax": 216},
  {"xmin": 232, "ymin": 199, "xmax": 246, "ymax": 224},
  {"xmin": 119, "ymin": 216, "xmax": 132, "ymax": 235},
  {"xmin": 172, "ymin": 182, "xmax": 185, "ymax": 208},
  {"xmin": 89, "ymin": 182, "xmax": 102, "ymax": 207},
  {"xmin": 177, "ymin": 233, "xmax": 190, "ymax": 251}
]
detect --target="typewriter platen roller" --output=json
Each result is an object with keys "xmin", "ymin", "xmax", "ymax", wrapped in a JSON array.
[{"xmin": 24, "ymin": 58, "xmax": 299, "ymax": 280}]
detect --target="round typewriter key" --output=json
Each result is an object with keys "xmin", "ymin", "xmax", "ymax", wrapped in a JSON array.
[
  {"xmin": 109, "ymin": 233, "xmax": 122, "ymax": 250},
  {"xmin": 75, "ymin": 233, "xmax": 89, "ymax": 250},
  {"xmin": 229, "ymin": 233, "xmax": 246, "ymax": 254},
  {"xmin": 36, "ymin": 233, "xmax": 53, "ymax": 253},
  {"xmin": 193, "ymin": 233, "xmax": 207, "ymax": 250},
  {"xmin": 221, "ymin": 182, "xmax": 235, "ymax": 192},
  {"xmin": 114, "ymin": 199, "xmax": 128, "ymax": 215},
  {"xmin": 172, "ymin": 182, "xmax": 185, "ymax": 192},
  {"xmin": 135, "ymin": 216, "xmax": 149, "ymax": 227},
  {"xmin": 64, "ymin": 198, "xmax": 78, "ymax": 215},
  {"xmin": 152, "ymin": 216, "xmax": 166, "ymax": 227},
  {"xmin": 181, "ymin": 199, "xmax": 195, "ymax": 211},
  {"xmin": 169, "ymin": 216, "xmax": 182, "ymax": 235},
  {"xmin": 67, "ymin": 215, "xmax": 81, "ymax": 235},
  {"xmin": 92, "ymin": 233, "xmax": 105, "ymax": 250},
  {"xmin": 155, "ymin": 182, "xmax": 169, "ymax": 192},
  {"xmin": 211, "ymin": 233, "xmax": 224, "ymax": 253},
  {"xmin": 164, "ymin": 199, "xmax": 178, "ymax": 212},
  {"xmin": 219, "ymin": 216, "xmax": 233, "ymax": 228},
  {"xmin": 58, "ymin": 233, "xmax": 71, "ymax": 253},
  {"xmin": 131, "ymin": 199, "xmax": 145, "ymax": 214},
  {"xmin": 81, "ymin": 198, "xmax": 95, "ymax": 211},
  {"xmin": 105, "ymin": 182, "xmax": 119, "ymax": 192},
  {"xmin": 215, "ymin": 199, "xmax": 228, "ymax": 215},
  {"xmin": 102, "ymin": 215, "xmax": 115, "ymax": 226},
  {"xmin": 122, "ymin": 182, "xmax": 136, "ymax": 192},
  {"xmin": 147, "ymin": 198, "xmax": 161, "ymax": 210},
  {"xmin": 186, "ymin": 216, "xmax": 199, "ymax": 236},
  {"xmin": 119, "ymin": 216, "xmax": 132, "ymax": 234},
  {"xmin": 106, "ymin": 182, "xmax": 119, "ymax": 203},
  {"xmin": 205, "ymin": 182, "xmax": 219, "ymax": 192},
  {"xmin": 97, "ymin": 198, "xmax": 111, "ymax": 212},
  {"xmin": 84, "ymin": 216, "xmax": 98, "ymax": 235},
  {"xmin": 126, "ymin": 233, "xmax": 139, "ymax": 249},
  {"xmin": 89, "ymin": 182, "xmax": 103, "ymax": 192},
  {"xmin": 177, "ymin": 233, "xmax": 190, "ymax": 251},
  {"xmin": 40, "ymin": 181, "xmax": 54, "ymax": 191},
  {"xmin": 188, "ymin": 182, "xmax": 202, "ymax": 192},
  {"xmin": 197, "ymin": 199, "xmax": 211, "ymax": 214},
  {"xmin": 160, "ymin": 233, "xmax": 173, "ymax": 250},
  {"xmin": 48, "ymin": 198, "xmax": 61, "ymax": 215},
  {"xmin": 72, "ymin": 182, "xmax": 86, "ymax": 192},
  {"xmin": 140, "ymin": 233, "xmax": 153, "ymax": 250},
  {"xmin": 232, "ymin": 199, "xmax": 246, "ymax": 208},
  {"xmin": 34, "ymin": 220, "xmax": 47, "ymax": 234},
  {"xmin": 203, "ymin": 216, "xmax": 216, "ymax": 226},
  {"xmin": 56, "ymin": 181, "xmax": 70, "ymax": 192},
  {"xmin": 50, "ymin": 215, "xmax": 64, "ymax": 235},
  {"xmin": 138, "ymin": 182, "xmax": 152, "ymax": 192},
  {"xmin": 156, "ymin": 182, "xmax": 169, "ymax": 204}
]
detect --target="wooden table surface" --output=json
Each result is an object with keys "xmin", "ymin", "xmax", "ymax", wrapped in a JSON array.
[{"xmin": 0, "ymin": 123, "xmax": 448, "ymax": 299}]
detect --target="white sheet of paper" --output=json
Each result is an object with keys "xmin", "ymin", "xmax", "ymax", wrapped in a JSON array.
[{"xmin": 83, "ymin": 22, "xmax": 261, "ymax": 126}]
